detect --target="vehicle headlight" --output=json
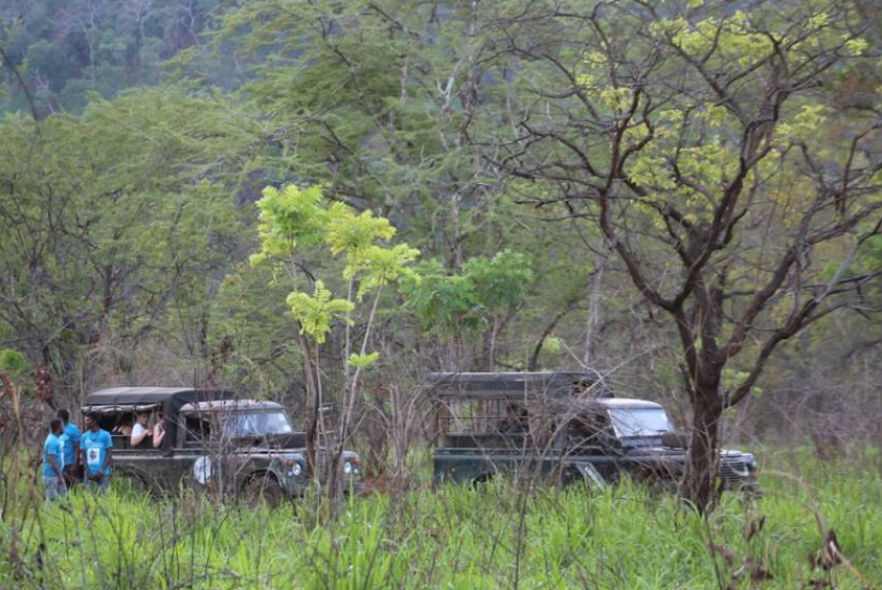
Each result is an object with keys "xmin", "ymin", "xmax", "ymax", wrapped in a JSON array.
[
  {"xmin": 291, "ymin": 462, "xmax": 302, "ymax": 477},
  {"xmin": 343, "ymin": 461, "xmax": 353, "ymax": 475}
]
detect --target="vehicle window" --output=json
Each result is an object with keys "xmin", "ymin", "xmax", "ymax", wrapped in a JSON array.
[
  {"xmin": 103, "ymin": 413, "xmax": 129, "ymax": 433},
  {"xmin": 608, "ymin": 408, "xmax": 673, "ymax": 437},
  {"xmin": 222, "ymin": 411, "xmax": 293, "ymax": 438},
  {"xmin": 183, "ymin": 416, "xmax": 211, "ymax": 443},
  {"xmin": 567, "ymin": 412, "xmax": 609, "ymax": 444}
]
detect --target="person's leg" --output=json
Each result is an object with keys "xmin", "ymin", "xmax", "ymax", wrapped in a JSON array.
[
  {"xmin": 97, "ymin": 473, "xmax": 110, "ymax": 494},
  {"xmin": 44, "ymin": 476, "xmax": 59, "ymax": 501}
]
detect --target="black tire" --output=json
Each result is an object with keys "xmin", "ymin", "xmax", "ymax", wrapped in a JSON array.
[
  {"xmin": 115, "ymin": 470, "xmax": 152, "ymax": 497},
  {"xmin": 472, "ymin": 473, "xmax": 495, "ymax": 488},
  {"xmin": 242, "ymin": 473, "xmax": 284, "ymax": 507}
]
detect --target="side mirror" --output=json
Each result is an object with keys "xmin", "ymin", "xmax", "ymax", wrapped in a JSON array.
[{"xmin": 661, "ymin": 431, "xmax": 689, "ymax": 449}]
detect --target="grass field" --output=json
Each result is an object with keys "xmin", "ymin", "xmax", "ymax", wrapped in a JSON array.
[{"xmin": 1, "ymin": 449, "xmax": 880, "ymax": 589}]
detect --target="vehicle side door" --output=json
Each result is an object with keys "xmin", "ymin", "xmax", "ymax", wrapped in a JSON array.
[
  {"xmin": 562, "ymin": 410, "xmax": 621, "ymax": 480},
  {"xmin": 166, "ymin": 412, "xmax": 215, "ymax": 491}
]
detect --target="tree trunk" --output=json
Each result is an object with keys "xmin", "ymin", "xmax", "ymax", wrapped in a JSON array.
[
  {"xmin": 298, "ymin": 331, "xmax": 319, "ymax": 479},
  {"xmin": 683, "ymin": 390, "xmax": 722, "ymax": 513}
]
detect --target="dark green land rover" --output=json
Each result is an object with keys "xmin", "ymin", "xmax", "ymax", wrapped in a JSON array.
[
  {"xmin": 431, "ymin": 372, "xmax": 758, "ymax": 493},
  {"xmin": 80, "ymin": 387, "xmax": 361, "ymax": 501}
]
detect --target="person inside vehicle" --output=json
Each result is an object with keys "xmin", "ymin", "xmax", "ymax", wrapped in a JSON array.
[
  {"xmin": 131, "ymin": 411, "xmax": 153, "ymax": 448},
  {"xmin": 112, "ymin": 414, "xmax": 133, "ymax": 437},
  {"xmin": 57, "ymin": 409, "xmax": 81, "ymax": 487},
  {"xmin": 498, "ymin": 403, "xmax": 529, "ymax": 435},
  {"xmin": 568, "ymin": 412, "xmax": 607, "ymax": 448},
  {"xmin": 42, "ymin": 418, "xmax": 66, "ymax": 501},
  {"xmin": 152, "ymin": 411, "xmax": 166, "ymax": 448},
  {"xmin": 81, "ymin": 413, "xmax": 113, "ymax": 493}
]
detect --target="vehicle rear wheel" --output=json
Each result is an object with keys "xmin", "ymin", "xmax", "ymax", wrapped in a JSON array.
[
  {"xmin": 472, "ymin": 473, "xmax": 495, "ymax": 488},
  {"xmin": 115, "ymin": 470, "xmax": 157, "ymax": 497}
]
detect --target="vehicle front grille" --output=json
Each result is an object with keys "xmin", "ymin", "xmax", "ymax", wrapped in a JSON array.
[{"xmin": 719, "ymin": 460, "xmax": 750, "ymax": 485}]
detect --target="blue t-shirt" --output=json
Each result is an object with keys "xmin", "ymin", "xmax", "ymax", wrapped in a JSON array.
[
  {"xmin": 61, "ymin": 422, "xmax": 81, "ymax": 467},
  {"xmin": 42, "ymin": 433, "xmax": 63, "ymax": 478},
  {"xmin": 81, "ymin": 429, "xmax": 113, "ymax": 475}
]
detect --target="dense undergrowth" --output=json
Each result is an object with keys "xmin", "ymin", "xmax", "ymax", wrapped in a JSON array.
[{"xmin": 1, "ymin": 449, "xmax": 879, "ymax": 589}]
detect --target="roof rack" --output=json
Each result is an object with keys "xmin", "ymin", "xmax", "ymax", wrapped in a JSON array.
[
  {"xmin": 82, "ymin": 387, "xmax": 234, "ymax": 415},
  {"xmin": 428, "ymin": 370, "xmax": 612, "ymax": 399}
]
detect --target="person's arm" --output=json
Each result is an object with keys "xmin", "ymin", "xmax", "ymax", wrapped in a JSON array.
[
  {"xmin": 73, "ymin": 440, "xmax": 80, "ymax": 465},
  {"xmin": 101, "ymin": 440, "xmax": 113, "ymax": 475},
  {"xmin": 152, "ymin": 422, "xmax": 166, "ymax": 448},
  {"xmin": 131, "ymin": 423, "xmax": 151, "ymax": 447},
  {"xmin": 48, "ymin": 447, "xmax": 63, "ymax": 483}
]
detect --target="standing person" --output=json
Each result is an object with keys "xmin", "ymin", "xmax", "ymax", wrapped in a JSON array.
[
  {"xmin": 57, "ymin": 409, "xmax": 81, "ymax": 487},
  {"xmin": 130, "ymin": 411, "xmax": 152, "ymax": 448},
  {"xmin": 81, "ymin": 414, "xmax": 113, "ymax": 493},
  {"xmin": 42, "ymin": 419, "xmax": 66, "ymax": 501}
]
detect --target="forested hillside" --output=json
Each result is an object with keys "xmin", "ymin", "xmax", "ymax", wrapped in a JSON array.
[{"xmin": 2, "ymin": 0, "xmax": 881, "ymax": 494}]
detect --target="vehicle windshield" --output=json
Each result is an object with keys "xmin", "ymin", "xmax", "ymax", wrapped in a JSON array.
[
  {"xmin": 608, "ymin": 408, "xmax": 673, "ymax": 437},
  {"xmin": 222, "ymin": 411, "xmax": 294, "ymax": 438}
]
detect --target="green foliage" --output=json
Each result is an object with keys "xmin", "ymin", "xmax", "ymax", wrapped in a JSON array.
[
  {"xmin": 0, "ymin": 87, "xmax": 259, "ymax": 387},
  {"xmin": 1, "ymin": 0, "xmax": 224, "ymax": 115},
  {"xmin": 251, "ymin": 185, "xmax": 327, "ymax": 264},
  {"xmin": 401, "ymin": 259, "xmax": 482, "ymax": 333},
  {"xmin": 1, "ymin": 452, "xmax": 880, "ymax": 589},
  {"xmin": 323, "ymin": 203, "xmax": 420, "ymax": 297},
  {"xmin": 325, "ymin": 203, "xmax": 396, "ymax": 258},
  {"xmin": 462, "ymin": 250, "xmax": 533, "ymax": 317},
  {"xmin": 541, "ymin": 337, "xmax": 563, "ymax": 356},
  {"xmin": 347, "ymin": 352, "xmax": 380, "ymax": 369},
  {"xmin": 286, "ymin": 281, "xmax": 355, "ymax": 344},
  {"xmin": 250, "ymin": 182, "xmax": 419, "ymax": 368},
  {"xmin": 403, "ymin": 250, "xmax": 533, "ymax": 337},
  {"xmin": 0, "ymin": 349, "xmax": 28, "ymax": 377}
]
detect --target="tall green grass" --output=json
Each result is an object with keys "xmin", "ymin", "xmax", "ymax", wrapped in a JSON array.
[{"xmin": 1, "ymin": 450, "xmax": 879, "ymax": 589}]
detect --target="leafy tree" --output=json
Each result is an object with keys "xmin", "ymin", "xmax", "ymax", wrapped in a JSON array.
[
  {"xmin": 1, "ymin": 0, "xmax": 224, "ymax": 114},
  {"xmin": 403, "ymin": 249, "xmax": 533, "ymax": 369},
  {"xmin": 250, "ymin": 183, "xmax": 419, "ymax": 492},
  {"xmin": 213, "ymin": 0, "xmax": 509, "ymax": 266},
  {"xmin": 495, "ymin": 0, "xmax": 882, "ymax": 510},
  {"xmin": 0, "ymin": 87, "xmax": 260, "ymax": 394}
]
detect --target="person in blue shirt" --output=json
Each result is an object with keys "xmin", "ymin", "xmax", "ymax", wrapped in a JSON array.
[
  {"xmin": 42, "ymin": 418, "xmax": 66, "ymax": 501},
  {"xmin": 80, "ymin": 413, "xmax": 113, "ymax": 493},
  {"xmin": 57, "ymin": 409, "xmax": 81, "ymax": 487}
]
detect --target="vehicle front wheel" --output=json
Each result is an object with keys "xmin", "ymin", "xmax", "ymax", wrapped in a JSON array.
[{"xmin": 242, "ymin": 474, "xmax": 284, "ymax": 507}]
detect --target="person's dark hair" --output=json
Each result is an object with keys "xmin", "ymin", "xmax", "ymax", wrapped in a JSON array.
[
  {"xmin": 50, "ymin": 418, "xmax": 63, "ymax": 432},
  {"xmin": 57, "ymin": 409, "xmax": 70, "ymax": 422}
]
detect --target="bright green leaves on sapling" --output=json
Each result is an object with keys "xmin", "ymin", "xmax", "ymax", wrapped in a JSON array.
[
  {"xmin": 251, "ymin": 183, "xmax": 420, "ymax": 360},
  {"xmin": 323, "ymin": 202, "xmax": 420, "ymax": 297},
  {"xmin": 250, "ymin": 184, "xmax": 327, "ymax": 266},
  {"xmin": 286, "ymin": 280, "xmax": 355, "ymax": 344},
  {"xmin": 347, "ymin": 352, "xmax": 380, "ymax": 369},
  {"xmin": 353, "ymin": 244, "xmax": 421, "ymax": 299}
]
